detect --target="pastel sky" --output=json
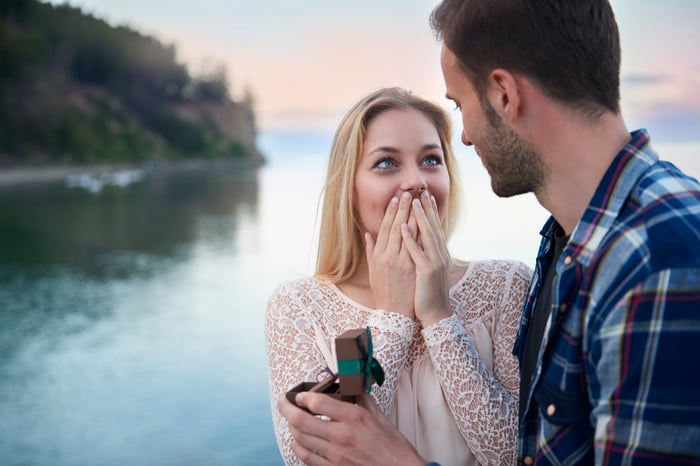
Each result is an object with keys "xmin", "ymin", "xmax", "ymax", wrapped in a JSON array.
[{"xmin": 50, "ymin": 0, "xmax": 700, "ymax": 139}]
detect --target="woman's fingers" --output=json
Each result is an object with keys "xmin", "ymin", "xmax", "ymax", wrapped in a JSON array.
[
  {"xmin": 412, "ymin": 193, "xmax": 448, "ymax": 258},
  {"xmin": 386, "ymin": 191, "xmax": 413, "ymax": 255},
  {"xmin": 373, "ymin": 196, "xmax": 399, "ymax": 253}
]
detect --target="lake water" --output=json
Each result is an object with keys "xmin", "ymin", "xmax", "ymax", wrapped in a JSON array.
[{"xmin": 0, "ymin": 130, "xmax": 697, "ymax": 466}]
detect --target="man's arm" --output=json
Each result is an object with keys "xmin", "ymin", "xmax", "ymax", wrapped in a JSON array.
[
  {"xmin": 278, "ymin": 391, "xmax": 429, "ymax": 466},
  {"xmin": 591, "ymin": 267, "xmax": 700, "ymax": 463}
]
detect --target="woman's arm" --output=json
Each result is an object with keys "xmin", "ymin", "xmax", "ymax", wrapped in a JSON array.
[
  {"xmin": 364, "ymin": 311, "xmax": 417, "ymax": 413},
  {"xmin": 265, "ymin": 281, "xmax": 416, "ymax": 465},
  {"xmin": 422, "ymin": 261, "xmax": 531, "ymax": 466},
  {"xmin": 265, "ymin": 281, "xmax": 331, "ymax": 465}
]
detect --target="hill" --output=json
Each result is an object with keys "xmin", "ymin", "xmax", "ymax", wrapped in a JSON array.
[{"xmin": 0, "ymin": 0, "xmax": 264, "ymax": 167}]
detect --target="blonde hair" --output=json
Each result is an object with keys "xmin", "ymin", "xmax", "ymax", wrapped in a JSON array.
[{"xmin": 315, "ymin": 87, "xmax": 462, "ymax": 283}]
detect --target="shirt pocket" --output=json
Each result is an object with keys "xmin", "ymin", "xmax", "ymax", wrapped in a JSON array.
[{"xmin": 533, "ymin": 380, "xmax": 591, "ymax": 425}]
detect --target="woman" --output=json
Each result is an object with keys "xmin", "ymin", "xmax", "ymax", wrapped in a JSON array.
[{"xmin": 265, "ymin": 87, "xmax": 532, "ymax": 465}]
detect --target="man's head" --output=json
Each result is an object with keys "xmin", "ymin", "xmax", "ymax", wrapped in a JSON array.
[
  {"xmin": 441, "ymin": 46, "xmax": 548, "ymax": 198},
  {"xmin": 430, "ymin": 0, "xmax": 622, "ymax": 119}
]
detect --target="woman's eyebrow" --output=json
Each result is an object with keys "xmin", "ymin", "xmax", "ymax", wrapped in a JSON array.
[
  {"xmin": 368, "ymin": 146, "xmax": 400, "ymax": 156},
  {"xmin": 368, "ymin": 143, "xmax": 442, "ymax": 156}
]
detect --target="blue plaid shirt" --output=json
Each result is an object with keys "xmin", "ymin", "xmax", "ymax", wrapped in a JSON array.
[{"xmin": 514, "ymin": 129, "xmax": 700, "ymax": 465}]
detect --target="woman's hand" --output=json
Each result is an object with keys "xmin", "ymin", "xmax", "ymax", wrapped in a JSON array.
[
  {"xmin": 365, "ymin": 191, "xmax": 416, "ymax": 319},
  {"xmin": 401, "ymin": 191, "xmax": 452, "ymax": 328}
]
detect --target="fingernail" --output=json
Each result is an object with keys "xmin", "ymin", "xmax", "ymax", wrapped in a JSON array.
[
  {"xmin": 296, "ymin": 392, "xmax": 306, "ymax": 404},
  {"xmin": 422, "ymin": 191, "xmax": 430, "ymax": 200},
  {"xmin": 401, "ymin": 192, "xmax": 411, "ymax": 202},
  {"xmin": 390, "ymin": 196, "xmax": 398, "ymax": 207},
  {"xmin": 413, "ymin": 198, "xmax": 422, "ymax": 209},
  {"xmin": 431, "ymin": 195, "xmax": 437, "ymax": 205}
]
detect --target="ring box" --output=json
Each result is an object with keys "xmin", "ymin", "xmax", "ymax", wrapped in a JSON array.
[
  {"xmin": 286, "ymin": 327, "xmax": 382, "ymax": 414},
  {"xmin": 285, "ymin": 379, "xmax": 357, "ymax": 414}
]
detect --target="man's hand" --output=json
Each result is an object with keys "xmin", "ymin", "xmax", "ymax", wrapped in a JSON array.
[{"xmin": 278, "ymin": 392, "xmax": 427, "ymax": 466}]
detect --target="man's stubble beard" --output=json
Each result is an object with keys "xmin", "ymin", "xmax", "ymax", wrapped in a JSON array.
[{"xmin": 477, "ymin": 98, "xmax": 548, "ymax": 199}]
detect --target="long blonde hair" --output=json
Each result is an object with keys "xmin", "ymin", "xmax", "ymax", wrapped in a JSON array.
[{"xmin": 315, "ymin": 87, "xmax": 462, "ymax": 283}]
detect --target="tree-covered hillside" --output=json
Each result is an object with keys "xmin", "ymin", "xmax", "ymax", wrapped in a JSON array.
[{"xmin": 0, "ymin": 0, "xmax": 263, "ymax": 166}]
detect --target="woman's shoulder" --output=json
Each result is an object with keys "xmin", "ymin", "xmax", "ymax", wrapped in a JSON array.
[
  {"xmin": 453, "ymin": 259, "xmax": 532, "ymax": 287},
  {"xmin": 268, "ymin": 276, "xmax": 330, "ymax": 300},
  {"xmin": 450, "ymin": 259, "xmax": 532, "ymax": 323}
]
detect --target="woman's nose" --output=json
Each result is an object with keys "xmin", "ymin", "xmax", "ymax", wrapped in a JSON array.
[{"xmin": 401, "ymin": 168, "xmax": 427, "ymax": 194}]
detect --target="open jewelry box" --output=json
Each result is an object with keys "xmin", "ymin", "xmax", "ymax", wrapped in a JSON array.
[{"xmin": 286, "ymin": 327, "xmax": 385, "ymax": 413}]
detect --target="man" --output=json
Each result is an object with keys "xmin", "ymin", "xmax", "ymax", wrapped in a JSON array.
[{"xmin": 279, "ymin": 1, "xmax": 700, "ymax": 464}]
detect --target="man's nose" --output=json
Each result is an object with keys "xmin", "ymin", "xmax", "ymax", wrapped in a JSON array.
[{"xmin": 461, "ymin": 129, "xmax": 473, "ymax": 146}]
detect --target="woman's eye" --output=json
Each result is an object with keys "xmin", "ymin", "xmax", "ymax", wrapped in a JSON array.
[
  {"xmin": 422, "ymin": 155, "xmax": 443, "ymax": 167},
  {"xmin": 373, "ymin": 158, "xmax": 396, "ymax": 170}
]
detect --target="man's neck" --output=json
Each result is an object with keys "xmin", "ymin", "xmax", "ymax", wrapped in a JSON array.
[{"xmin": 533, "ymin": 108, "xmax": 631, "ymax": 236}]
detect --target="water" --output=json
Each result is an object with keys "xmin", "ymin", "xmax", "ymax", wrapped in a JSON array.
[
  {"xmin": 0, "ymin": 130, "xmax": 697, "ymax": 466},
  {"xmin": 0, "ymin": 163, "xmax": 286, "ymax": 465}
]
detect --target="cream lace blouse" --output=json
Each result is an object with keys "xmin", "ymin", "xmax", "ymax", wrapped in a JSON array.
[{"xmin": 265, "ymin": 259, "xmax": 532, "ymax": 466}]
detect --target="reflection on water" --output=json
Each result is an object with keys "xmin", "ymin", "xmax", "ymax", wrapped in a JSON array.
[
  {"xmin": 0, "ymin": 166, "xmax": 259, "ymax": 268},
  {"xmin": 0, "ymin": 163, "xmax": 288, "ymax": 466}
]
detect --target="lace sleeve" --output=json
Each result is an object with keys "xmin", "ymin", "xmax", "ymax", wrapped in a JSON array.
[
  {"xmin": 365, "ymin": 311, "xmax": 417, "ymax": 414},
  {"xmin": 265, "ymin": 282, "xmax": 328, "ymax": 466},
  {"xmin": 421, "ymin": 261, "xmax": 532, "ymax": 466},
  {"xmin": 492, "ymin": 261, "xmax": 532, "ymax": 399},
  {"xmin": 265, "ymin": 282, "xmax": 417, "ymax": 465}
]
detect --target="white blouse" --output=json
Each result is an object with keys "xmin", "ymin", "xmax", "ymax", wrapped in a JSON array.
[{"xmin": 265, "ymin": 259, "xmax": 532, "ymax": 466}]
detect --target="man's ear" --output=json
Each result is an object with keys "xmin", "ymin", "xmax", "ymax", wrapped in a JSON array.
[{"xmin": 487, "ymin": 69, "xmax": 521, "ymax": 122}]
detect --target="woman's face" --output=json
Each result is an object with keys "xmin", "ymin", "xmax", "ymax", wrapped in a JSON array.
[{"xmin": 354, "ymin": 108, "xmax": 450, "ymax": 237}]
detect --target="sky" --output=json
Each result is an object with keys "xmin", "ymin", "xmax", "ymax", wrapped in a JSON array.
[{"xmin": 48, "ymin": 0, "xmax": 700, "ymax": 140}]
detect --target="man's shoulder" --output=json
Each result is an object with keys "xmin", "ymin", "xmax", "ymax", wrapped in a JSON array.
[
  {"xmin": 632, "ymin": 159, "xmax": 700, "ymax": 208},
  {"xmin": 623, "ymin": 161, "xmax": 700, "ymax": 266}
]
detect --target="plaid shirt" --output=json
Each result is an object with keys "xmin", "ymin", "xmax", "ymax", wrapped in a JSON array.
[{"xmin": 514, "ymin": 129, "xmax": 700, "ymax": 465}]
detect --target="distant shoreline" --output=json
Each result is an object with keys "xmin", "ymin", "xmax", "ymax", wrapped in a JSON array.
[{"xmin": 0, "ymin": 157, "xmax": 265, "ymax": 188}]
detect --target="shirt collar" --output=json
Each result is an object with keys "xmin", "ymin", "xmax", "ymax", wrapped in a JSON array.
[{"xmin": 564, "ymin": 128, "xmax": 658, "ymax": 266}]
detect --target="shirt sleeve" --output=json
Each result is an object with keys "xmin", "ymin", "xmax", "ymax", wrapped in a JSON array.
[
  {"xmin": 421, "ymin": 261, "xmax": 532, "ymax": 466},
  {"xmin": 590, "ymin": 267, "xmax": 700, "ymax": 463}
]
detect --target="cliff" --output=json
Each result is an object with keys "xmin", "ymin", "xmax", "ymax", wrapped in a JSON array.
[{"xmin": 0, "ymin": 0, "xmax": 264, "ymax": 167}]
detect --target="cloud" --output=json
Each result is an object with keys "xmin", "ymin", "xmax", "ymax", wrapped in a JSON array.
[
  {"xmin": 260, "ymin": 109, "xmax": 345, "ymax": 131},
  {"xmin": 621, "ymin": 74, "xmax": 668, "ymax": 85}
]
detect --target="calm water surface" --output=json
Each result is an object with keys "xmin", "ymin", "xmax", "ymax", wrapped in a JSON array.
[
  {"xmin": 0, "ymin": 135, "xmax": 328, "ymax": 465},
  {"xmin": 0, "ymin": 131, "xmax": 697, "ymax": 466}
]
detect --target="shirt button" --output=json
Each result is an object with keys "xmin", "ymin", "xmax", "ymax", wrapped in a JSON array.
[
  {"xmin": 560, "ymin": 303, "xmax": 568, "ymax": 311},
  {"xmin": 563, "ymin": 256, "xmax": 572, "ymax": 265},
  {"xmin": 546, "ymin": 403, "xmax": 557, "ymax": 416},
  {"xmin": 523, "ymin": 456, "xmax": 534, "ymax": 465}
]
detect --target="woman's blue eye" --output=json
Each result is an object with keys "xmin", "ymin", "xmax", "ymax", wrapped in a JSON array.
[
  {"xmin": 373, "ymin": 158, "xmax": 396, "ymax": 170},
  {"xmin": 423, "ymin": 155, "xmax": 442, "ymax": 166}
]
